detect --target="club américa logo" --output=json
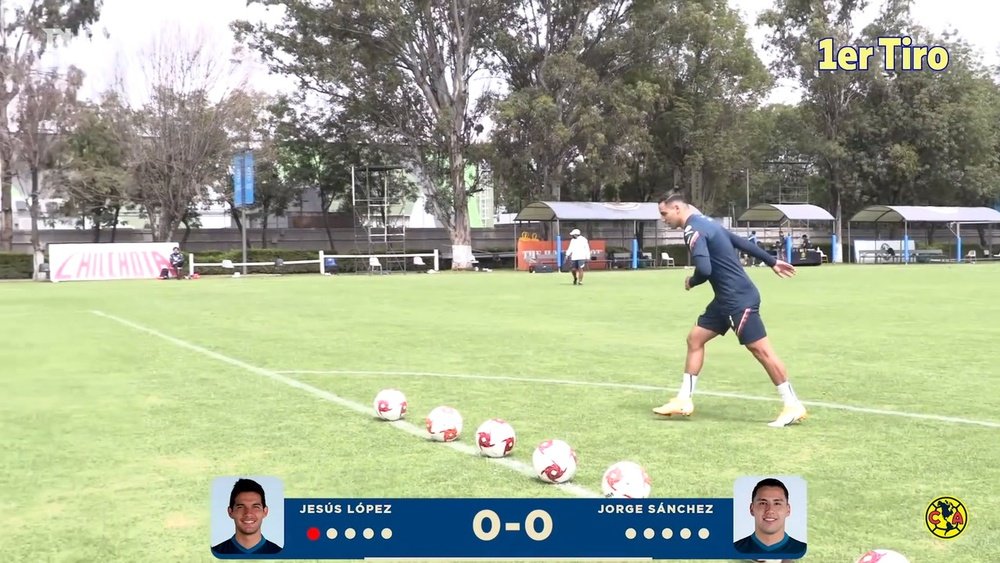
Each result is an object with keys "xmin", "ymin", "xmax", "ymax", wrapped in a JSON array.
[{"xmin": 925, "ymin": 496, "xmax": 968, "ymax": 539}]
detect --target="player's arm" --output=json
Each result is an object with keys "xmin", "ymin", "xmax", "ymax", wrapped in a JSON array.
[
  {"xmin": 688, "ymin": 230, "xmax": 711, "ymax": 287},
  {"xmin": 727, "ymin": 230, "xmax": 777, "ymax": 267}
]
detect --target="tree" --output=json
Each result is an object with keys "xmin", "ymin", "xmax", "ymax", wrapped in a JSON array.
[
  {"xmin": 234, "ymin": 0, "xmax": 506, "ymax": 269},
  {"xmin": 220, "ymin": 91, "xmax": 302, "ymax": 249},
  {"xmin": 269, "ymin": 98, "xmax": 369, "ymax": 250},
  {"xmin": 843, "ymin": 4, "xmax": 1000, "ymax": 243},
  {"xmin": 486, "ymin": 0, "xmax": 652, "ymax": 205},
  {"xmin": 745, "ymin": 104, "xmax": 822, "ymax": 207},
  {"xmin": 759, "ymin": 0, "xmax": 869, "ymax": 257},
  {"xmin": 650, "ymin": 0, "xmax": 770, "ymax": 212},
  {"xmin": 0, "ymin": 0, "xmax": 103, "ymax": 250},
  {"xmin": 50, "ymin": 101, "xmax": 130, "ymax": 242},
  {"xmin": 13, "ymin": 65, "xmax": 83, "ymax": 272},
  {"xmin": 113, "ymin": 28, "xmax": 248, "ymax": 242}
]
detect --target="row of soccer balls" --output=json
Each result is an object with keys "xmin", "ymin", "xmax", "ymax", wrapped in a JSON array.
[
  {"xmin": 375, "ymin": 390, "xmax": 911, "ymax": 563},
  {"xmin": 374, "ymin": 389, "xmax": 651, "ymax": 498}
]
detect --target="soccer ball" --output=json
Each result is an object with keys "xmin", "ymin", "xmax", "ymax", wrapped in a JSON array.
[
  {"xmin": 476, "ymin": 419, "xmax": 516, "ymax": 458},
  {"xmin": 601, "ymin": 461, "xmax": 652, "ymax": 499},
  {"xmin": 425, "ymin": 406, "xmax": 462, "ymax": 442},
  {"xmin": 855, "ymin": 549, "xmax": 910, "ymax": 563},
  {"xmin": 531, "ymin": 439, "xmax": 578, "ymax": 484},
  {"xmin": 372, "ymin": 389, "xmax": 407, "ymax": 421}
]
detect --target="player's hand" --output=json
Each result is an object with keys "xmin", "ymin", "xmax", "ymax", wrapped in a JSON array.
[
  {"xmin": 684, "ymin": 276, "xmax": 692, "ymax": 290},
  {"xmin": 771, "ymin": 260, "xmax": 796, "ymax": 278}
]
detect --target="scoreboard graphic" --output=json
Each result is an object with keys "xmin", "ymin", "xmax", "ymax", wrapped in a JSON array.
[{"xmin": 209, "ymin": 475, "xmax": 808, "ymax": 560}]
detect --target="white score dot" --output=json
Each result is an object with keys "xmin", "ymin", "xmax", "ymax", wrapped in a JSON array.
[
  {"xmin": 625, "ymin": 528, "xmax": 637, "ymax": 540},
  {"xmin": 345, "ymin": 528, "xmax": 356, "ymax": 540},
  {"xmin": 363, "ymin": 528, "xmax": 375, "ymax": 540},
  {"xmin": 325, "ymin": 528, "xmax": 337, "ymax": 540},
  {"xmin": 661, "ymin": 528, "xmax": 673, "ymax": 539},
  {"xmin": 680, "ymin": 528, "xmax": 691, "ymax": 539},
  {"xmin": 698, "ymin": 528, "xmax": 710, "ymax": 540},
  {"xmin": 381, "ymin": 528, "xmax": 393, "ymax": 540},
  {"xmin": 643, "ymin": 528, "xmax": 655, "ymax": 540}
]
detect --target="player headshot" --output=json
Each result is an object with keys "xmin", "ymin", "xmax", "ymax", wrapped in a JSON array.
[
  {"xmin": 652, "ymin": 193, "xmax": 807, "ymax": 427},
  {"xmin": 211, "ymin": 478, "xmax": 283, "ymax": 556},
  {"xmin": 734, "ymin": 478, "xmax": 807, "ymax": 558}
]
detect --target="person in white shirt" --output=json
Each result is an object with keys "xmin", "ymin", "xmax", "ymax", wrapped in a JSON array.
[{"xmin": 563, "ymin": 228, "xmax": 591, "ymax": 285}]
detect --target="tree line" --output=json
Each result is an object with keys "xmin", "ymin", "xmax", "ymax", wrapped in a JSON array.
[{"xmin": 2, "ymin": 0, "xmax": 999, "ymax": 270}]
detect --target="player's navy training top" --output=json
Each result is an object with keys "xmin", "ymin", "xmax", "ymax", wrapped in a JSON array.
[
  {"xmin": 733, "ymin": 532, "xmax": 807, "ymax": 557},
  {"xmin": 683, "ymin": 214, "xmax": 778, "ymax": 310},
  {"xmin": 212, "ymin": 535, "xmax": 283, "ymax": 556}
]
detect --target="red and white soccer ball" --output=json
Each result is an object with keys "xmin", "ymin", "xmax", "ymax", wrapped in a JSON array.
[
  {"xmin": 476, "ymin": 418, "xmax": 516, "ymax": 458},
  {"xmin": 532, "ymin": 439, "xmax": 578, "ymax": 484},
  {"xmin": 372, "ymin": 389, "xmax": 407, "ymax": 421},
  {"xmin": 601, "ymin": 460, "xmax": 652, "ymax": 499},
  {"xmin": 855, "ymin": 549, "xmax": 910, "ymax": 563},
  {"xmin": 425, "ymin": 406, "xmax": 463, "ymax": 442}
]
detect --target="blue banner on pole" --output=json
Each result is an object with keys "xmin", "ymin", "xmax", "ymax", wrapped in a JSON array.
[{"xmin": 233, "ymin": 150, "xmax": 255, "ymax": 207}]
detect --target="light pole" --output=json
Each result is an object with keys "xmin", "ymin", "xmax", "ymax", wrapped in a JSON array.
[{"xmin": 745, "ymin": 168, "xmax": 750, "ymax": 210}]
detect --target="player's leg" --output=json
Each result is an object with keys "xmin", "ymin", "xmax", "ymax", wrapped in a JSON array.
[
  {"xmin": 734, "ymin": 308, "xmax": 807, "ymax": 427},
  {"xmin": 653, "ymin": 310, "xmax": 726, "ymax": 417},
  {"xmin": 576, "ymin": 260, "xmax": 585, "ymax": 284}
]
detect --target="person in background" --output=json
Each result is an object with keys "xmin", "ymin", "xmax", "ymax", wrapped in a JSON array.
[
  {"xmin": 169, "ymin": 247, "xmax": 186, "ymax": 279},
  {"xmin": 746, "ymin": 231, "xmax": 760, "ymax": 266},
  {"xmin": 563, "ymin": 228, "xmax": 591, "ymax": 285}
]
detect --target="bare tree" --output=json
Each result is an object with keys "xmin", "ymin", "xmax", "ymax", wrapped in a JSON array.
[
  {"xmin": 0, "ymin": 0, "xmax": 102, "ymax": 250},
  {"xmin": 14, "ymin": 65, "xmax": 82, "ymax": 274},
  {"xmin": 111, "ymin": 26, "xmax": 251, "ymax": 242}
]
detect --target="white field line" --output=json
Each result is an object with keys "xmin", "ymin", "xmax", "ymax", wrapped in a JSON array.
[
  {"xmin": 89, "ymin": 311, "xmax": 601, "ymax": 498},
  {"xmin": 275, "ymin": 369, "xmax": 1000, "ymax": 430}
]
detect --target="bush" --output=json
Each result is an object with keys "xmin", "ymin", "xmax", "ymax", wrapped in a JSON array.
[{"xmin": 0, "ymin": 253, "xmax": 32, "ymax": 279}]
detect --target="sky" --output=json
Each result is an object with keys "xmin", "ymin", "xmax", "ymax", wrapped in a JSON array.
[{"xmin": 13, "ymin": 0, "xmax": 1000, "ymax": 107}]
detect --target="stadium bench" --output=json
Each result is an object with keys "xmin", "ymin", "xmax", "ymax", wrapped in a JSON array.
[
  {"xmin": 858, "ymin": 250, "xmax": 883, "ymax": 263},
  {"xmin": 912, "ymin": 249, "xmax": 946, "ymax": 263}
]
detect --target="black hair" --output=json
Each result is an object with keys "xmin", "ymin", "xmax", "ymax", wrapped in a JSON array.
[
  {"xmin": 658, "ymin": 192, "xmax": 688, "ymax": 205},
  {"xmin": 751, "ymin": 478, "xmax": 789, "ymax": 502},
  {"xmin": 229, "ymin": 478, "xmax": 267, "ymax": 508}
]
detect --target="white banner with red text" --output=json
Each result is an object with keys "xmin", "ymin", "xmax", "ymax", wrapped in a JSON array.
[{"xmin": 48, "ymin": 242, "xmax": 180, "ymax": 282}]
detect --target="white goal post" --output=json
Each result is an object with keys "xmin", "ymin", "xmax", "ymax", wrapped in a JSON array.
[{"xmin": 188, "ymin": 250, "xmax": 440, "ymax": 276}]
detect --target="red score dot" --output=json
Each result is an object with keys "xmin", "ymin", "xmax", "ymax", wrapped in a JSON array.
[{"xmin": 307, "ymin": 527, "xmax": 321, "ymax": 541}]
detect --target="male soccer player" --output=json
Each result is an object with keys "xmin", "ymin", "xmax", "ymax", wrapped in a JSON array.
[
  {"xmin": 563, "ymin": 228, "xmax": 591, "ymax": 285},
  {"xmin": 653, "ymin": 193, "xmax": 807, "ymax": 427},
  {"xmin": 733, "ymin": 478, "xmax": 808, "ymax": 558},
  {"xmin": 212, "ymin": 478, "xmax": 283, "ymax": 556}
]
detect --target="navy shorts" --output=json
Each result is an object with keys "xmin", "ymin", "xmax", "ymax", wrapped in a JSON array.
[
  {"xmin": 571, "ymin": 259, "xmax": 587, "ymax": 269},
  {"xmin": 697, "ymin": 301, "xmax": 767, "ymax": 345}
]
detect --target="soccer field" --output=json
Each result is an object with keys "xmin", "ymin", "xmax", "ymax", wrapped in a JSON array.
[{"xmin": 2, "ymin": 264, "xmax": 998, "ymax": 562}]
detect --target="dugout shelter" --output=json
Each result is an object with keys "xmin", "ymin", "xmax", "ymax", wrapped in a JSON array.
[
  {"xmin": 848, "ymin": 205, "xmax": 1000, "ymax": 263},
  {"xmin": 513, "ymin": 201, "xmax": 699, "ymax": 271},
  {"xmin": 737, "ymin": 203, "xmax": 838, "ymax": 264}
]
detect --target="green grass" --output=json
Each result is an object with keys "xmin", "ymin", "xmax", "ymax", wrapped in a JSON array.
[{"xmin": 2, "ymin": 263, "xmax": 998, "ymax": 563}]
